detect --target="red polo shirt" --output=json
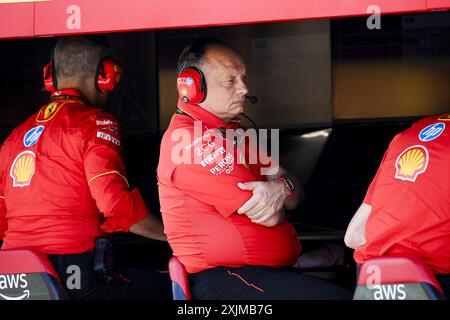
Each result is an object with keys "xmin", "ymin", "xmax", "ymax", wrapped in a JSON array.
[
  {"xmin": 157, "ymin": 101, "xmax": 300, "ymax": 274},
  {"xmin": 355, "ymin": 115, "xmax": 450, "ymax": 274},
  {"xmin": 0, "ymin": 90, "xmax": 149, "ymax": 254}
]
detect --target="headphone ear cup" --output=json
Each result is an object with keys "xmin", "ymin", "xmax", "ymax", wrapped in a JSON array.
[
  {"xmin": 43, "ymin": 62, "xmax": 56, "ymax": 92},
  {"xmin": 176, "ymin": 67, "xmax": 206, "ymax": 104},
  {"xmin": 96, "ymin": 58, "xmax": 122, "ymax": 92}
]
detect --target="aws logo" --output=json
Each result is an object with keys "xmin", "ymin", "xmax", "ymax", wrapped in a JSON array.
[
  {"xmin": 363, "ymin": 264, "xmax": 408, "ymax": 300},
  {"xmin": 371, "ymin": 284, "xmax": 407, "ymax": 300},
  {"xmin": 0, "ymin": 274, "xmax": 30, "ymax": 300}
]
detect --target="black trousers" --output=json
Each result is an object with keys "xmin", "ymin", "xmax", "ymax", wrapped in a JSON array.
[
  {"xmin": 190, "ymin": 265, "xmax": 352, "ymax": 300},
  {"xmin": 48, "ymin": 251, "xmax": 171, "ymax": 300}
]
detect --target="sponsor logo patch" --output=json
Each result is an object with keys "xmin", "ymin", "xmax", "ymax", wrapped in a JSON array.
[
  {"xmin": 395, "ymin": 145, "xmax": 428, "ymax": 182},
  {"xmin": 36, "ymin": 102, "xmax": 63, "ymax": 122},
  {"xmin": 177, "ymin": 77, "xmax": 194, "ymax": 86},
  {"xmin": 419, "ymin": 123, "xmax": 445, "ymax": 142},
  {"xmin": 184, "ymin": 133, "xmax": 210, "ymax": 151},
  {"xmin": 96, "ymin": 119, "xmax": 118, "ymax": 134},
  {"xmin": 10, "ymin": 151, "xmax": 36, "ymax": 187},
  {"xmin": 437, "ymin": 114, "xmax": 450, "ymax": 121},
  {"xmin": 23, "ymin": 126, "xmax": 44, "ymax": 147},
  {"xmin": 370, "ymin": 284, "xmax": 407, "ymax": 300},
  {"xmin": 0, "ymin": 274, "xmax": 29, "ymax": 300},
  {"xmin": 96, "ymin": 119, "xmax": 117, "ymax": 126},
  {"xmin": 195, "ymin": 140, "xmax": 216, "ymax": 157},
  {"xmin": 209, "ymin": 153, "xmax": 234, "ymax": 175},
  {"xmin": 200, "ymin": 147, "xmax": 226, "ymax": 167},
  {"xmin": 44, "ymin": 102, "xmax": 58, "ymax": 119},
  {"xmin": 185, "ymin": 77, "xmax": 194, "ymax": 86},
  {"xmin": 96, "ymin": 131, "xmax": 121, "ymax": 146}
]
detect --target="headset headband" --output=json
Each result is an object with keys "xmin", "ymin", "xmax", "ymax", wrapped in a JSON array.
[
  {"xmin": 180, "ymin": 37, "xmax": 222, "ymax": 73},
  {"xmin": 188, "ymin": 37, "xmax": 219, "ymax": 58}
]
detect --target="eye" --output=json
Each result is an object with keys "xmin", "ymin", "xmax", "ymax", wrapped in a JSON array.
[{"xmin": 224, "ymin": 78, "xmax": 234, "ymax": 86}]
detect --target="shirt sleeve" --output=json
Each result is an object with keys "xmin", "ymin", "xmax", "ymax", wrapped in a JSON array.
[
  {"xmin": 83, "ymin": 111, "xmax": 149, "ymax": 233},
  {"xmin": 171, "ymin": 145, "xmax": 257, "ymax": 218}
]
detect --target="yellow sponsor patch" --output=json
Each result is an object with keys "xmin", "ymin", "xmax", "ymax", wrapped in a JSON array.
[
  {"xmin": 394, "ymin": 145, "xmax": 428, "ymax": 182},
  {"xmin": 44, "ymin": 103, "xmax": 57, "ymax": 119},
  {"xmin": 35, "ymin": 102, "xmax": 65, "ymax": 122},
  {"xmin": 10, "ymin": 151, "xmax": 36, "ymax": 187}
]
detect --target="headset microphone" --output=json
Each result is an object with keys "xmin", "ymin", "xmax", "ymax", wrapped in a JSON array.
[{"xmin": 245, "ymin": 95, "xmax": 258, "ymax": 104}]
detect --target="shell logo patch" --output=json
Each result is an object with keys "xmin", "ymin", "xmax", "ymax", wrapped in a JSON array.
[
  {"xmin": 10, "ymin": 151, "xmax": 36, "ymax": 187},
  {"xmin": 395, "ymin": 145, "xmax": 428, "ymax": 182}
]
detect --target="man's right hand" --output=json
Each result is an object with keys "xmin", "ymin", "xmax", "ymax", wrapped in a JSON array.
[{"xmin": 236, "ymin": 180, "xmax": 288, "ymax": 227}]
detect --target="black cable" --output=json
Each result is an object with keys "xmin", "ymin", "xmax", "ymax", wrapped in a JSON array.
[{"xmin": 240, "ymin": 112, "xmax": 258, "ymax": 130}]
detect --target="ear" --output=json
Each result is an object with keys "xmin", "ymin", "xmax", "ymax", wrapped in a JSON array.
[{"xmin": 176, "ymin": 67, "xmax": 206, "ymax": 104}]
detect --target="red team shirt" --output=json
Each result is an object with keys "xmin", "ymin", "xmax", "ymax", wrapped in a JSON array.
[
  {"xmin": 0, "ymin": 90, "xmax": 149, "ymax": 254},
  {"xmin": 157, "ymin": 102, "xmax": 300, "ymax": 274},
  {"xmin": 355, "ymin": 115, "xmax": 450, "ymax": 274}
]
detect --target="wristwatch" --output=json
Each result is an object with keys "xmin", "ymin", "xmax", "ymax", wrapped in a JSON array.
[{"xmin": 278, "ymin": 176, "xmax": 295, "ymax": 198}]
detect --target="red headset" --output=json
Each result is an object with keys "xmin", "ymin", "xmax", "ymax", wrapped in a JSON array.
[
  {"xmin": 43, "ymin": 57, "xmax": 121, "ymax": 93},
  {"xmin": 176, "ymin": 37, "xmax": 221, "ymax": 104}
]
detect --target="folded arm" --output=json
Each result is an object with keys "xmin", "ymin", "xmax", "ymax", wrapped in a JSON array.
[{"xmin": 344, "ymin": 203, "xmax": 372, "ymax": 249}]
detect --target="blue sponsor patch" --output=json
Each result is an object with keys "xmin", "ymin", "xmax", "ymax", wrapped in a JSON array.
[
  {"xmin": 419, "ymin": 123, "xmax": 445, "ymax": 142},
  {"xmin": 186, "ymin": 77, "xmax": 194, "ymax": 86},
  {"xmin": 23, "ymin": 126, "xmax": 45, "ymax": 147}
]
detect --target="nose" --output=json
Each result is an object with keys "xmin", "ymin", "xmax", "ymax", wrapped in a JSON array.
[{"xmin": 237, "ymin": 78, "xmax": 248, "ymax": 97}]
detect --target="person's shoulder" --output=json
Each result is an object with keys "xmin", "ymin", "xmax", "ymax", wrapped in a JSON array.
[
  {"xmin": 2, "ymin": 112, "xmax": 37, "ymax": 145},
  {"xmin": 400, "ymin": 115, "xmax": 444, "ymax": 135},
  {"xmin": 413, "ymin": 114, "xmax": 448, "ymax": 126},
  {"xmin": 161, "ymin": 114, "xmax": 195, "ymax": 141},
  {"xmin": 65, "ymin": 102, "xmax": 112, "ymax": 119},
  {"xmin": 436, "ymin": 113, "xmax": 450, "ymax": 122},
  {"xmin": 170, "ymin": 114, "xmax": 195, "ymax": 130},
  {"xmin": 390, "ymin": 115, "xmax": 446, "ymax": 144},
  {"xmin": 66, "ymin": 104, "xmax": 119, "ymax": 128}
]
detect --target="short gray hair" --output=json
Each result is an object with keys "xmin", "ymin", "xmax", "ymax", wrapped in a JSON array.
[{"xmin": 177, "ymin": 37, "xmax": 223, "ymax": 74}]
